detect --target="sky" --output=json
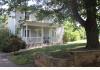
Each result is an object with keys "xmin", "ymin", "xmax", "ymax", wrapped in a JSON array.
[
  {"xmin": 28, "ymin": 0, "xmax": 37, "ymax": 6},
  {"xmin": 28, "ymin": 0, "xmax": 45, "ymax": 6},
  {"xmin": 1, "ymin": 0, "xmax": 44, "ymax": 9}
]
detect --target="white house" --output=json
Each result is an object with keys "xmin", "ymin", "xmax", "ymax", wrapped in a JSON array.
[{"xmin": 7, "ymin": 11, "xmax": 64, "ymax": 47}]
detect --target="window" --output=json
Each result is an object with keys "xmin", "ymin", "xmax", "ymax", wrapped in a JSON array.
[
  {"xmin": 38, "ymin": 29, "xmax": 42, "ymax": 37},
  {"xmin": 52, "ymin": 29, "xmax": 56, "ymax": 37},
  {"xmin": 25, "ymin": 12, "xmax": 30, "ymax": 20},
  {"xmin": 31, "ymin": 29, "xmax": 41, "ymax": 37},
  {"xmin": 32, "ymin": 29, "xmax": 37, "ymax": 37},
  {"xmin": 24, "ymin": 30, "xmax": 30, "ymax": 37}
]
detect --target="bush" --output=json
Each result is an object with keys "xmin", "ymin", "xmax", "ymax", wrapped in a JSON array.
[
  {"xmin": 63, "ymin": 21, "xmax": 85, "ymax": 43},
  {"xmin": 0, "ymin": 29, "xmax": 10, "ymax": 51},
  {"xmin": 0, "ymin": 29, "xmax": 26, "ymax": 53},
  {"xmin": 2, "ymin": 35, "xmax": 26, "ymax": 52}
]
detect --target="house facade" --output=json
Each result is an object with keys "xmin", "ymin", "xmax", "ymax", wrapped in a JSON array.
[{"xmin": 7, "ymin": 11, "xmax": 64, "ymax": 47}]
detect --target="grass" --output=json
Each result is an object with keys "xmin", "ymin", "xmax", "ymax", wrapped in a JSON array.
[{"xmin": 10, "ymin": 40, "xmax": 86, "ymax": 65}]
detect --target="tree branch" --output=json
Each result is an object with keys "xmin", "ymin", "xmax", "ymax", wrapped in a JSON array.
[{"xmin": 68, "ymin": 0, "xmax": 86, "ymax": 27}]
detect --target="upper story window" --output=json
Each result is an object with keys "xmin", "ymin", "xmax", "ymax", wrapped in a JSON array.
[{"xmin": 25, "ymin": 12, "xmax": 30, "ymax": 20}]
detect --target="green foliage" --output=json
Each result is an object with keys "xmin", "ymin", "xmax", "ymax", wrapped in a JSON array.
[
  {"xmin": 63, "ymin": 21, "xmax": 85, "ymax": 42},
  {"xmin": 0, "ymin": 29, "xmax": 26, "ymax": 52},
  {"xmin": 11, "ymin": 54, "xmax": 33, "ymax": 65},
  {"xmin": 0, "ymin": 29, "xmax": 11, "ymax": 51},
  {"xmin": 0, "ymin": 15, "xmax": 7, "ymax": 28},
  {"xmin": 3, "ymin": 35, "xmax": 26, "ymax": 52}
]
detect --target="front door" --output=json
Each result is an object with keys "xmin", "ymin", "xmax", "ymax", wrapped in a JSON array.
[{"xmin": 44, "ymin": 28, "xmax": 49, "ymax": 44}]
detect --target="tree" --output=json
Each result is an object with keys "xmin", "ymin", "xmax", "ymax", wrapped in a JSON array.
[
  {"xmin": 2, "ymin": 0, "xmax": 100, "ymax": 49},
  {"xmin": 68, "ymin": 0, "xmax": 100, "ymax": 49}
]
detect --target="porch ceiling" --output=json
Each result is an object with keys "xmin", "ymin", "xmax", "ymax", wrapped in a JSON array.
[{"xmin": 23, "ymin": 21, "xmax": 60, "ymax": 28}]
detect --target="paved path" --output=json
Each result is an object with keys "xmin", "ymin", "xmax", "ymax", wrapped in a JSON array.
[
  {"xmin": 0, "ymin": 53, "xmax": 18, "ymax": 67},
  {"xmin": 0, "ymin": 52, "xmax": 34, "ymax": 67}
]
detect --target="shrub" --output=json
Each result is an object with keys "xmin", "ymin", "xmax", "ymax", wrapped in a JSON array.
[
  {"xmin": 0, "ymin": 29, "xmax": 26, "ymax": 53},
  {"xmin": 2, "ymin": 35, "xmax": 26, "ymax": 52},
  {"xmin": 63, "ymin": 21, "xmax": 85, "ymax": 43},
  {"xmin": 0, "ymin": 29, "xmax": 10, "ymax": 51}
]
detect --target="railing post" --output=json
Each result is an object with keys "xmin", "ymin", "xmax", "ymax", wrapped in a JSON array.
[
  {"xmin": 41, "ymin": 27, "xmax": 44, "ymax": 44},
  {"xmin": 49, "ymin": 28, "xmax": 52, "ymax": 44}
]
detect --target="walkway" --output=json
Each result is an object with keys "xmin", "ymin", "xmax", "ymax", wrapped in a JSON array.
[
  {"xmin": 0, "ymin": 52, "xmax": 18, "ymax": 67},
  {"xmin": 0, "ymin": 52, "xmax": 34, "ymax": 67}
]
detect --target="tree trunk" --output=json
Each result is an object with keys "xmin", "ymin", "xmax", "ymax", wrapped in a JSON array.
[
  {"xmin": 85, "ymin": 21, "xmax": 100, "ymax": 49},
  {"xmin": 84, "ymin": 0, "xmax": 100, "ymax": 49}
]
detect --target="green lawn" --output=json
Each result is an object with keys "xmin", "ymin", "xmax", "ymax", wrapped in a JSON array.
[{"xmin": 10, "ymin": 40, "xmax": 86, "ymax": 65}]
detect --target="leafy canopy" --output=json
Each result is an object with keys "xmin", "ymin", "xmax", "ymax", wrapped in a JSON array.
[{"xmin": 1, "ymin": 0, "xmax": 100, "ymax": 25}]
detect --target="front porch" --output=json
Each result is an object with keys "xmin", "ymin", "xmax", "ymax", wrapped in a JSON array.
[{"xmin": 20, "ymin": 25, "xmax": 58, "ymax": 47}]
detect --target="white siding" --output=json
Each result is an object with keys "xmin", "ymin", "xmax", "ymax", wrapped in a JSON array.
[
  {"xmin": 7, "ymin": 11, "xmax": 16, "ymax": 34},
  {"xmin": 56, "ymin": 26, "xmax": 64, "ymax": 43},
  {"xmin": 7, "ymin": 11, "xmax": 25, "ymax": 34},
  {"xmin": 15, "ymin": 11, "xmax": 25, "ymax": 24}
]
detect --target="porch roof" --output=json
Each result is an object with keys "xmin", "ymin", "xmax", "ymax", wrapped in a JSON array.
[{"xmin": 23, "ymin": 20, "xmax": 61, "ymax": 28}]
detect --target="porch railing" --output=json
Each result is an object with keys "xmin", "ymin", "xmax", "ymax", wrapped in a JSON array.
[
  {"xmin": 22, "ymin": 37, "xmax": 58, "ymax": 45},
  {"xmin": 22, "ymin": 37, "xmax": 43, "ymax": 44}
]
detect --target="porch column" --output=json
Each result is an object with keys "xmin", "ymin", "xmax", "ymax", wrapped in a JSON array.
[
  {"xmin": 41, "ymin": 27, "xmax": 44, "ymax": 44},
  {"xmin": 21, "ymin": 26, "xmax": 23, "ymax": 37},
  {"xmin": 26, "ymin": 25, "xmax": 28, "ymax": 44}
]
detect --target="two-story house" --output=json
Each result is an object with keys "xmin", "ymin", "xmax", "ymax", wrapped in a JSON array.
[{"xmin": 7, "ymin": 11, "xmax": 64, "ymax": 47}]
